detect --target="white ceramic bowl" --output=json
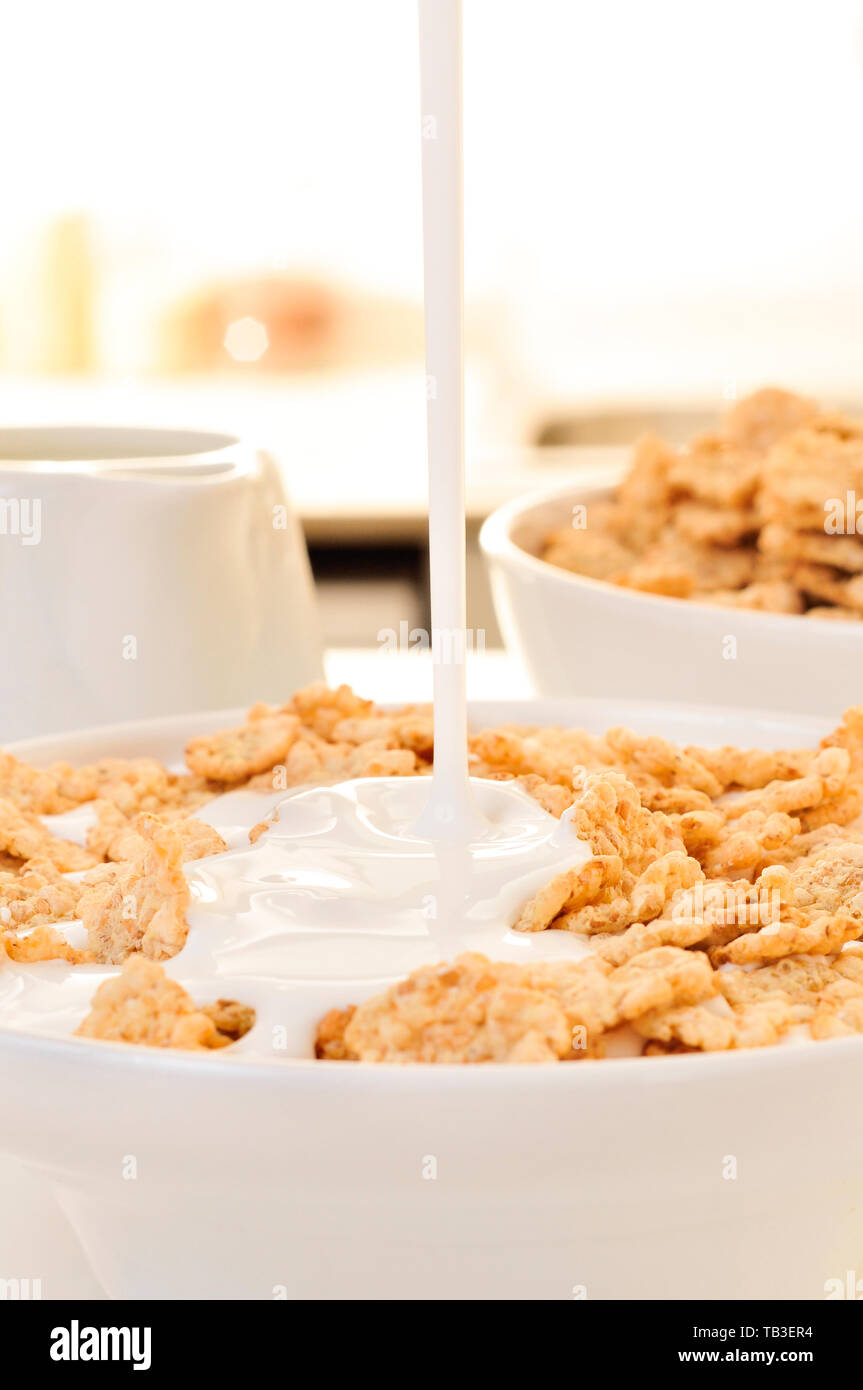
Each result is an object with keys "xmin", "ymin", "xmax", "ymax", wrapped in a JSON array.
[
  {"xmin": 3, "ymin": 698, "xmax": 863, "ymax": 1302},
  {"xmin": 480, "ymin": 477, "xmax": 862, "ymax": 716}
]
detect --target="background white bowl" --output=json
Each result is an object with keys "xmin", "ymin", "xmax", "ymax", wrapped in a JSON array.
[
  {"xmin": 480, "ymin": 476, "xmax": 861, "ymax": 717},
  {"xmin": 2, "ymin": 698, "xmax": 862, "ymax": 1302}
]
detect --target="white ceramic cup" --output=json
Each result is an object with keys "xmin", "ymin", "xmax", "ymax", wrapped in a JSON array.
[
  {"xmin": 480, "ymin": 477, "xmax": 861, "ymax": 717},
  {"xmin": 0, "ymin": 426, "xmax": 323, "ymax": 740}
]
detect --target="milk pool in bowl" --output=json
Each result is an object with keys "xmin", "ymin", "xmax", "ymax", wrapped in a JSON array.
[{"xmin": 0, "ymin": 766, "xmax": 598, "ymax": 1055}]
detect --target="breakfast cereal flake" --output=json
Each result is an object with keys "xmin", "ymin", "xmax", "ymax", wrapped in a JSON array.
[
  {"xmin": 78, "ymin": 815, "xmax": 191, "ymax": 964},
  {"xmin": 0, "ymin": 858, "xmax": 82, "ymax": 932},
  {"xmin": 323, "ymin": 946, "xmax": 716, "ymax": 1064},
  {"xmin": 0, "ymin": 798, "xmax": 97, "ymax": 872},
  {"xmin": 76, "ymin": 956, "xmax": 252, "ymax": 1050},
  {"xmin": 711, "ymin": 912, "xmax": 862, "ymax": 967},
  {"xmin": 186, "ymin": 713, "xmax": 301, "ymax": 783}
]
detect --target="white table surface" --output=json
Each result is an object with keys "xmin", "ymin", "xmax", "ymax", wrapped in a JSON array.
[{"xmin": 324, "ymin": 645, "xmax": 532, "ymax": 703}]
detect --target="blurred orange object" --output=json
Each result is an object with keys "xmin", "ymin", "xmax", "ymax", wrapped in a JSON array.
[{"xmin": 162, "ymin": 274, "xmax": 423, "ymax": 373}]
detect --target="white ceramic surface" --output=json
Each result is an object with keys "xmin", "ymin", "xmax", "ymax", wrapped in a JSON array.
[
  {"xmin": 480, "ymin": 475, "xmax": 863, "ymax": 717},
  {"xmin": 0, "ymin": 426, "xmax": 323, "ymax": 741},
  {"xmin": 2, "ymin": 698, "xmax": 863, "ymax": 1301}
]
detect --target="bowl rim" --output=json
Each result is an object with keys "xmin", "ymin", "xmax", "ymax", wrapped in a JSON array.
[
  {"xmin": 5, "ymin": 1017, "xmax": 863, "ymax": 1091},
  {"xmin": 7, "ymin": 695, "xmax": 832, "ymax": 764},
  {"xmin": 479, "ymin": 476, "xmax": 863, "ymax": 636},
  {"xmin": 3, "ymin": 697, "xmax": 861, "ymax": 1087}
]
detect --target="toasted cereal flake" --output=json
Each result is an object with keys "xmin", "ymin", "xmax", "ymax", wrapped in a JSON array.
[
  {"xmin": 669, "ymin": 438, "xmax": 762, "ymax": 508},
  {"xmin": 634, "ymin": 995, "xmax": 795, "ymax": 1051},
  {"xmin": 186, "ymin": 713, "xmax": 300, "ymax": 783},
  {"xmin": 627, "ymin": 851, "xmax": 705, "ymax": 920},
  {"xmin": 341, "ymin": 954, "xmax": 574, "ymax": 1063},
  {"xmin": 732, "ymin": 997, "xmax": 801, "ymax": 1048},
  {"xmin": 761, "ymin": 429, "xmax": 863, "ymax": 531},
  {"xmin": 521, "ymin": 946, "xmax": 715, "ymax": 1041},
  {"xmin": 760, "ymin": 521, "xmax": 863, "ymax": 574},
  {"xmin": 85, "ymin": 800, "xmax": 135, "ymax": 860},
  {"xmin": 783, "ymin": 825, "xmax": 863, "ymax": 865},
  {"xmin": 592, "ymin": 911, "xmax": 711, "ymax": 967},
  {"xmin": 674, "ymin": 501, "xmax": 759, "ymax": 548},
  {"xmin": 810, "ymin": 994, "xmax": 863, "ymax": 1039},
  {"xmin": 248, "ymin": 815, "xmax": 274, "ymax": 845},
  {"xmin": 807, "ymin": 605, "xmax": 863, "ymax": 621},
  {"xmin": 683, "ymin": 745, "xmax": 815, "ymax": 792},
  {"xmin": 45, "ymin": 756, "xmax": 203, "ymax": 815},
  {"xmin": 646, "ymin": 540, "xmax": 759, "ymax": 594},
  {"xmin": 328, "ymin": 947, "xmax": 716, "ymax": 1064},
  {"xmin": 794, "ymin": 564, "xmax": 863, "ymax": 611},
  {"xmin": 514, "ymin": 774, "xmax": 579, "ymax": 819},
  {"xmin": 0, "ymin": 857, "xmax": 82, "ymax": 931},
  {"xmin": 314, "ymin": 1006, "xmax": 357, "ymax": 1059},
  {"xmin": 807, "ymin": 955, "xmax": 863, "ymax": 1037},
  {"xmin": 246, "ymin": 729, "xmax": 421, "ymax": 791},
  {"xmin": 511, "ymin": 771, "xmax": 705, "ymax": 937},
  {"xmin": 711, "ymin": 913, "xmax": 863, "ymax": 967},
  {"xmin": 513, "ymin": 864, "xmax": 589, "ymax": 933},
  {"xmin": 2, "ymin": 925, "xmax": 91, "ymax": 965},
  {"xmin": 698, "ymin": 810, "xmax": 801, "ymax": 878},
  {"xmin": 290, "ymin": 683, "xmax": 375, "ymax": 739},
  {"xmin": 787, "ymin": 842, "xmax": 863, "ymax": 919},
  {"xmin": 722, "ymin": 388, "xmax": 819, "ymax": 451},
  {"xmin": 171, "ymin": 817, "xmax": 228, "ymax": 862},
  {"xmin": 617, "ymin": 435, "xmax": 677, "ymax": 513},
  {"xmin": 568, "ymin": 770, "xmax": 684, "ymax": 868},
  {"xmin": 820, "ymin": 705, "xmax": 863, "ymax": 771},
  {"xmin": 0, "ymin": 752, "xmax": 73, "ymax": 814},
  {"xmin": 76, "ymin": 956, "xmax": 249, "ymax": 1050},
  {"xmin": 603, "ymin": 729, "xmax": 723, "ymax": 797},
  {"xmin": 700, "ymin": 582, "xmax": 804, "ymax": 615},
  {"xmin": 200, "ymin": 997, "xmax": 256, "ymax": 1041},
  {"xmin": 554, "ymin": 850, "xmax": 704, "ymax": 937},
  {"xmin": 470, "ymin": 726, "xmax": 595, "ymax": 787},
  {"xmin": 797, "ymin": 783, "xmax": 863, "ymax": 834},
  {"xmin": 596, "ymin": 945, "xmax": 716, "ymax": 1022},
  {"xmin": 634, "ymin": 1000, "xmax": 738, "ymax": 1050},
  {"xmin": 0, "ymin": 798, "xmax": 98, "ymax": 872},
  {"xmin": 637, "ymin": 784, "xmax": 716, "ymax": 815},
  {"xmin": 78, "ymin": 815, "xmax": 190, "ymax": 964},
  {"xmin": 542, "ymin": 526, "xmax": 638, "ymax": 582},
  {"xmin": 612, "ymin": 562, "xmax": 695, "ymax": 598},
  {"xmin": 87, "ymin": 803, "xmax": 227, "ymax": 865},
  {"xmin": 719, "ymin": 956, "xmax": 838, "ymax": 1020},
  {"xmin": 722, "ymin": 748, "xmax": 850, "ymax": 822},
  {"xmin": 641, "ymin": 1039, "xmax": 696, "ymax": 1056}
]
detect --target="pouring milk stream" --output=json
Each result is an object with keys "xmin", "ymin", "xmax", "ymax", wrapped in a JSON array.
[
  {"xmin": 0, "ymin": 0, "xmax": 592, "ymax": 1054},
  {"xmin": 179, "ymin": 0, "xmax": 593, "ymax": 996}
]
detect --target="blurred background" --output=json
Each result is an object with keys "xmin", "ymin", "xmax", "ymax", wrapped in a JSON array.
[{"xmin": 4, "ymin": 0, "xmax": 863, "ymax": 664}]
